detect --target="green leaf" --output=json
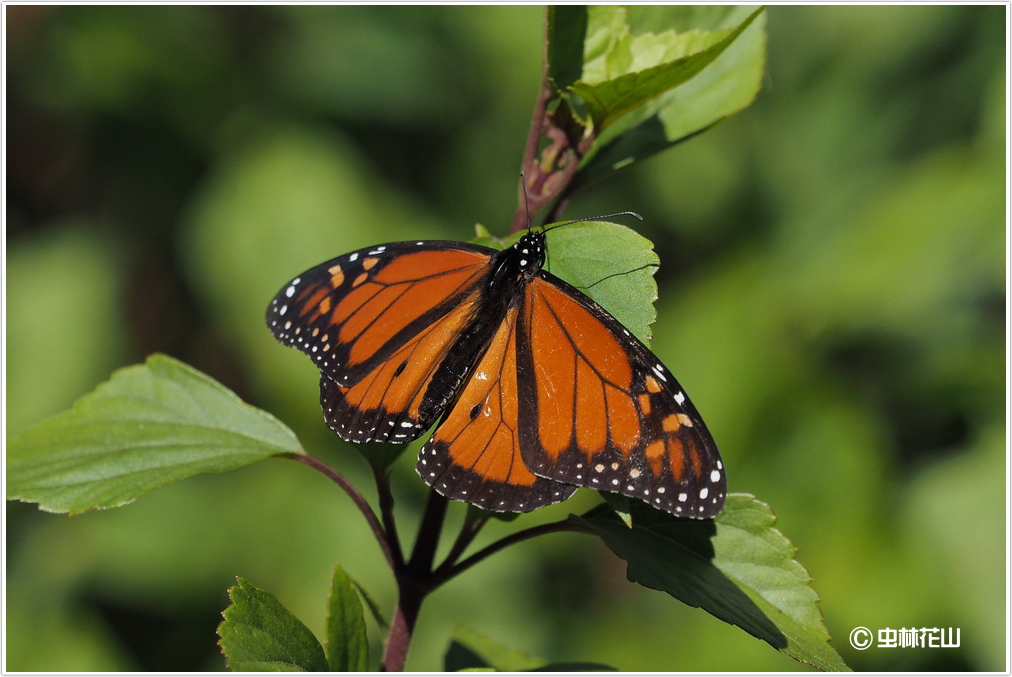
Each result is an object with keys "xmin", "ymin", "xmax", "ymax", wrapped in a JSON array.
[
  {"xmin": 350, "ymin": 578, "xmax": 389, "ymax": 632},
  {"xmin": 572, "ymin": 7, "xmax": 765, "ymax": 131},
  {"xmin": 469, "ymin": 221, "xmax": 659, "ymax": 346},
  {"xmin": 218, "ymin": 577, "xmax": 328, "ymax": 672},
  {"xmin": 574, "ymin": 495, "xmax": 850, "ymax": 672},
  {"xmin": 444, "ymin": 625, "xmax": 544, "ymax": 672},
  {"xmin": 574, "ymin": 6, "xmax": 767, "ymax": 183},
  {"xmin": 542, "ymin": 221, "xmax": 660, "ymax": 346},
  {"xmin": 445, "ymin": 625, "xmax": 620, "ymax": 672},
  {"xmin": 325, "ymin": 565, "xmax": 370, "ymax": 672},
  {"xmin": 547, "ymin": 6, "xmax": 588, "ymax": 90},
  {"xmin": 6, "ymin": 353, "xmax": 302, "ymax": 514}
]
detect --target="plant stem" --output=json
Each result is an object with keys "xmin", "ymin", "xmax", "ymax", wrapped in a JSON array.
[
  {"xmin": 441, "ymin": 509, "xmax": 489, "ymax": 569},
  {"xmin": 380, "ymin": 490, "xmax": 449, "ymax": 671},
  {"xmin": 284, "ymin": 452, "xmax": 397, "ymax": 570},
  {"xmin": 373, "ymin": 465, "xmax": 405, "ymax": 569},
  {"xmin": 432, "ymin": 517, "xmax": 591, "ymax": 587},
  {"xmin": 381, "ymin": 582, "xmax": 424, "ymax": 672}
]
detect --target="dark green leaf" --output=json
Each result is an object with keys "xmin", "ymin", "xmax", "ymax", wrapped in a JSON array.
[
  {"xmin": 547, "ymin": 6, "xmax": 589, "ymax": 90},
  {"xmin": 532, "ymin": 663, "xmax": 619, "ymax": 672},
  {"xmin": 574, "ymin": 495, "xmax": 850, "ymax": 671},
  {"xmin": 218, "ymin": 577, "xmax": 328, "ymax": 672},
  {"xmin": 325, "ymin": 565, "xmax": 370, "ymax": 672},
  {"xmin": 7, "ymin": 354, "xmax": 302, "ymax": 514}
]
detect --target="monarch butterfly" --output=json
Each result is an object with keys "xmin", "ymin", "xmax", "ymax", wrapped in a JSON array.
[{"xmin": 266, "ymin": 219, "xmax": 726, "ymax": 519}]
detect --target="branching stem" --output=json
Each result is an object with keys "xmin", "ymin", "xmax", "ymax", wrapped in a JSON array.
[{"xmin": 284, "ymin": 452, "xmax": 397, "ymax": 571}]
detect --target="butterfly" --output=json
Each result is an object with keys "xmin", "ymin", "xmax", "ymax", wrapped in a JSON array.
[{"xmin": 266, "ymin": 219, "xmax": 726, "ymax": 519}]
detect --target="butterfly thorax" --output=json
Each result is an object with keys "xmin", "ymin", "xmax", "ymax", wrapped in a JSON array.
[
  {"xmin": 489, "ymin": 230, "xmax": 546, "ymax": 289},
  {"xmin": 419, "ymin": 231, "xmax": 546, "ymax": 423}
]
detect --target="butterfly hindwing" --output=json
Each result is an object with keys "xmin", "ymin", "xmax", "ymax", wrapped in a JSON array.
[
  {"xmin": 515, "ymin": 272, "xmax": 726, "ymax": 518},
  {"xmin": 417, "ymin": 305, "xmax": 578, "ymax": 512}
]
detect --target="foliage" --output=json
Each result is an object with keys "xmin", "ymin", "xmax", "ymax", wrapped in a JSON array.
[{"xmin": 6, "ymin": 4, "xmax": 1004, "ymax": 673}]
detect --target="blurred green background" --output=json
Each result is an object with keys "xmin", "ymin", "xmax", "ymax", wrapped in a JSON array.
[{"xmin": 5, "ymin": 5, "xmax": 1006, "ymax": 672}]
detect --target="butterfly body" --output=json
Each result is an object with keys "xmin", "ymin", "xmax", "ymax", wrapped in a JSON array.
[{"xmin": 268, "ymin": 227, "xmax": 726, "ymax": 518}]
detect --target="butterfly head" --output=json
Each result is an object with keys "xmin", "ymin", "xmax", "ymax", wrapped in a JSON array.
[{"xmin": 511, "ymin": 229, "xmax": 547, "ymax": 280}]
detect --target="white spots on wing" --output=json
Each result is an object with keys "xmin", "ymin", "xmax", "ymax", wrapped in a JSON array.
[
  {"xmin": 349, "ymin": 252, "xmax": 359, "ymax": 262},
  {"xmin": 710, "ymin": 469, "xmax": 721, "ymax": 483},
  {"xmin": 699, "ymin": 487, "xmax": 709, "ymax": 500},
  {"xmin": 674, "ymin": 391, "xmax": 686, "ymax": 405},
  {"xmin": 678, "ymin": 492, "xmax": 688, "ymax": 502}
]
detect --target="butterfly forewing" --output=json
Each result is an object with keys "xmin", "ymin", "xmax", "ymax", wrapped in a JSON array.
[
  {"xmin": 417, "ymin": 306, "xmax": 578, "ymax": 512},
  {"xmin": 267, "ymin": 241, "xmax": 495, "ymax": 443},
  {"xmin": 267, "ymin": 242, "xmax": 493, "ymax": 387},
  {"xmin": 515, "ymin": 272, "xmax": 726, "ymax": 518}
]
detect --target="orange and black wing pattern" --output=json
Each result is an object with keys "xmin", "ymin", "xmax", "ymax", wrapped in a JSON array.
[
  {"xmin": 267, "ymin": 241, "xmax": 494, "ymax": 444},
  {"xmin": 416, "ymin": 305, "xmax": 578, "ymax": 512},
  {"xmin": 514, "ymin": 271, "xmax": 726, "ymax": 518},
  {"xmin": 267, "ymin": 226, "xmax": 726, "ymax": 519}
]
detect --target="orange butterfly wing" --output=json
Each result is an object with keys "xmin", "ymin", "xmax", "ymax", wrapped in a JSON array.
[
  {"xmin": 515, "ymin": 272, "xmax": 726, "ymax": 518},
  {"xmin": 268, "ymin": 242, "xmax": 493, "ymax": 443},
  {"xmin": 268, "ymin": 228, "xmax": 726, "ymax": 519},
  {"xmin": 417, "ymin": 305, "xmax": 577, "ymax": 512}
]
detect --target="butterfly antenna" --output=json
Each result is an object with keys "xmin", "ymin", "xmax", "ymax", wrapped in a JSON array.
[
  {"xmin": 543, "ymin": 210, "xmax": 644, "ymax": 234},
  {"xmin": 519, "ymin": 171, "xmax": 533, "ymax": 233}
]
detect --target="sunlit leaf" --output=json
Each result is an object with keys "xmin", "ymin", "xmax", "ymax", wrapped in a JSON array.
[
  {"xmin": 543, "ymin": 221, "xmax": 660, "ymax": 345},
  {"xmin": 7, "ymin": 354, "xmax": 302, "ymax": 514},
  {"xmin": 469, "ymin": 221, "xmax": 659, "ymax": 345},
  {"xmin": 571, "ymin": 6, "xmax": 765, "ymax": 133},
  {"xmin": 575, "ymin": 6, "xmax": 767, "ymax": 183}
]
